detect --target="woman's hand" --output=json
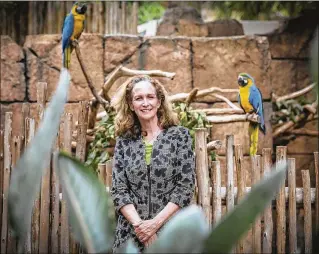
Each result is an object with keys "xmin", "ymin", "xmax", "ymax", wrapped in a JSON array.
[
  {"xmin": 145, "ymin": 233, "xmax": 158, "ymax": 248},
  {"xmin": 133, "ymin": 219, "xmax": 160, "ymax": 243}
]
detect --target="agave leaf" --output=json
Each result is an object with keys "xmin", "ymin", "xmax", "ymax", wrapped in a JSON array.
[
  {"xmin": 54, "ymin": 152, "xmax": 115, "ymax": 253},
  {"xmin": 116, "ymin": 239, "xmax": 140, "ymax": 254},
  {"xmin": 203, "ymin": 162, "xmax": 287, "ymax": 253},
  {"xmin": 8, "ymin": 69, "xmax": 71, "ymax": 239},
  {"xmin": 146, "ymin": 205, "xmax": 210, "ymax": 253}
]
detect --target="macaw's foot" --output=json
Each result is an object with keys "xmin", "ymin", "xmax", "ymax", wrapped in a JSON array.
[{"xmin": 71, "ymin": 39, "xmax": 79, "ymax": 47}]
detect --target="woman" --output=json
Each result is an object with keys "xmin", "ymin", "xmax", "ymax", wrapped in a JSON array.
[{"xmin": 110, "ymin": 75, "xmax": 195, "ymax": 252}]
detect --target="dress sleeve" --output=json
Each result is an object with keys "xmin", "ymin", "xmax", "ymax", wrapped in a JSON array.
[
  {"xmin": 110, "ymin": 137, "xmax": 133, "ymax": 213},
  {"xmin": 169, "ymin": 128, "xmax": 195, "ymax": 208}
]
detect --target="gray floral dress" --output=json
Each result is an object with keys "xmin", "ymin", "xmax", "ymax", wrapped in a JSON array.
[{"xmin": 111, "ymin": 125, "xmax": 195, "ymax": 252}]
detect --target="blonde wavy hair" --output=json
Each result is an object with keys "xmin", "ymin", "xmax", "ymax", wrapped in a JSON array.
[{"xmin": 111, "ymin": 75, "xmax": 179, "ymax": 138}]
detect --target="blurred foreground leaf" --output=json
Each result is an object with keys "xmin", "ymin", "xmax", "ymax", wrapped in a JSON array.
[
  {"xmin": 54, "ymin": 152, "xmax": 115, "ymax": 253},
  {"xmin": 203, "ymin": 161, "xmax": 287, "ymax": 253},
  {"xmin": 146, "ymin": 205, "xmax": 210, "ymax": 253},
  {"xmin": 8, "ymin": 69, "xmax": 71, "ymax": 240}
]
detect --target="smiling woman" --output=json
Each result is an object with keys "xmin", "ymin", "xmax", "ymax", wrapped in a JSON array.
[{"xmin": 110, "ymin": 75, "xmax": 196, "ymax": 252}]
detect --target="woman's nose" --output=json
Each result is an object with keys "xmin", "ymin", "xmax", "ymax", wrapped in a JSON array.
[{"xmin": 142, "ymin": 98, "xmax": 149, "ymax": 106}]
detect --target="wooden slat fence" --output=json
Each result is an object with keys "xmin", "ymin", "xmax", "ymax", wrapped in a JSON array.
[
  {"xmin": 0, "ymin": 101, "xmax": 318, "ymax": 253},
  {"xmin": 0, "ymin": 1, "xmax": 139, "ymax": 45}
]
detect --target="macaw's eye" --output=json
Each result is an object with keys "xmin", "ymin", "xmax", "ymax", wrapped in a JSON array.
[{"xmin": 238, "ymin": 77, "xmax": 247, "ymax": 86}]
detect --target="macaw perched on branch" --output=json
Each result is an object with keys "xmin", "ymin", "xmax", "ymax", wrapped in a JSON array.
[
  {"xmin": 62, "ymin": 2, "xmax": 87, "ymax": 69},
  {"xmin": 237, "ymin": 73, "xmax": 266, "ymax": 155}
]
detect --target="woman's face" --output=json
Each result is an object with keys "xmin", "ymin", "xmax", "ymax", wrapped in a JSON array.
[{"xmin": 130, "ymin": 80, "xmax": 161, "ymax": 122}]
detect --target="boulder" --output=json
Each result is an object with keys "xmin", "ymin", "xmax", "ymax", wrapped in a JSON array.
[
  {"xmin": 156, "ymin": 6, "xmax": 207, "ymax": 37},
  {"xmin": 1, "ymin": 36, "xmax": 26, "ymax": 101},
  {"xmin": 206, "ymin": 19, "xmax": 244, "ymax": 37},
  {"xmin": 263, "ymin": 10, "xmax": 318, "ymax": 59}
]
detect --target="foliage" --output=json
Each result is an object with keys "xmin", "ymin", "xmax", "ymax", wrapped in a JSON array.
[
  {"xmin": 86, "ymin": 102, "xmax": 213, "ymax": 170},
  {"xmin": 271, "ymin": 97, "xmax": 311, "ymax": 125},
  {"xmin": 173, "ymin": 102, "xmax": 212, "ymax": 147},
  {"xmin": 86, "ymin": 110, "xmax": 116, "ymax": 170},
  {"xmin": 138, "ymin": 2, "xmax": 165, "ymax": 25}
]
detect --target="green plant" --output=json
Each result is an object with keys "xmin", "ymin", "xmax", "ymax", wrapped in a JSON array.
[
  {"xmin": 86, "ymin": 110, "xmax": 116, "ymax": 170},
  {"xmin": 271, "ymin": 97, "xmax": 311, "ymax": 125},
  {"xmin": 173, "ymin": 102, "xmax": 212, "ymax": 148},
  {"xmin": 138, "ymin": 2, "xmax": 165, "ymax": 25}
]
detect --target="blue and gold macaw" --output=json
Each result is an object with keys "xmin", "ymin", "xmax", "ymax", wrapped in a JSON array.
[
  {"xmin": 62, "ymin": 2, "xmax": 87, "ymax": 69},
  {"xmin": 237, "ymin": 73, "xmax": 266, "ymax": 155}
]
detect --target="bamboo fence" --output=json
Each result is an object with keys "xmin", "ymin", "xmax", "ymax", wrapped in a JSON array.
[
  {"xmin": 0, "ymin": 84, "xmax": 318, "ymax": 253},
  {"xmin": 0, "ymin": 1, "xmax": 139, "ymax": 45}
]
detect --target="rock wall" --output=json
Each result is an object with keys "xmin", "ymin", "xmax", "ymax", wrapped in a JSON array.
[{"xmin": 1, "ymin": 32, "xmax": 317, "ymax": 185}]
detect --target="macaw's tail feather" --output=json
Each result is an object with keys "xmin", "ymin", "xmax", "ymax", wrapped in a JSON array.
[
  {"xmin": 63, "ymin": 46, "xmax": 72, "ymax": 69},
  {"xmin": 249, "ymin": 123, "xmax": 259, "ymax": 156}
]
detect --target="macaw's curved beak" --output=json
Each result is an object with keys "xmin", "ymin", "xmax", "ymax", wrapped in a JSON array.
[
  {"xmin": 76, "ymin": 4, "xmax": 87, "ymax": 14},
  {"xmin": 238, "ymin": 76, "xmax": 246, "ymax": 87}
]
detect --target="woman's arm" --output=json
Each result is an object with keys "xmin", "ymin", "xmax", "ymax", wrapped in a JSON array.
[
  {"xmin": 110, "ymin": 138, "xmax": 134, "ymax": 213},
  {"xmin": 120, "ymin": 204, "xmax": 142, "ymax": 225}
]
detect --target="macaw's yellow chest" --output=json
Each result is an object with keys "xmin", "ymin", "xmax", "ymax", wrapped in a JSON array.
[
  {"xmin": 239, "ymin": 85, "xmax": 254, "ymax": 113},
  {"xmin": 71, "ymin": 15, "xmax": 85, "ymax": 40}
]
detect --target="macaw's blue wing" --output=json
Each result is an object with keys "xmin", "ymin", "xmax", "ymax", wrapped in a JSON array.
[
  {"xmin": 249, "ymin": 85, "xmax": 266, "ymax": 134},
  {"xmin": 62, "ymin": 13, "xmax": 74, "ymax": 52}
]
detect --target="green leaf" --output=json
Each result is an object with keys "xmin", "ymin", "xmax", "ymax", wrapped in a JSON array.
[
  {"xmin": 54, "ymin": 152, "xmax": 115, "ymax": 253},
  {"xmin": 146, "ymin": 205, "xmax": 210, "ymax": 253},
  {"xmin": 203, "ymin": 161, "xmax": 287, "ymax": 253},
  {"xmin": 8, "ymin": 69, "xmax": 71, "ymax": 239},
  {"xmin": 116, "ymin": 239, "xmax": 139, "ymax": 254}
]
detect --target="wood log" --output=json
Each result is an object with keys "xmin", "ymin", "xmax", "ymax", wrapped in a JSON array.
[
  {"xmin": 235, "ymin": 145, "xmax": 245, "ymax": 254},
  {"xmin": 288, "ymin": 158, "xmax": 297, "ymax": 254},
  {"xmin": 211, "ymin": 161, "xmax": 221, "ymax": 224},
  {"xmin": 206, "ymin": 113, "xmax": 260, "ymax": 123},
  {"xmin": 302, "ymin": 170, "xmax": 312, "ymax": 254},
  {"xmin": 261, "ymin": 148, "xmax": 273, "ymax": 254},
  {"xmin": 251, "ymin": 155, "xmax": 261, "ymax": 254},
  {"xmin": 315, "ymin": 152, "xmax": 319, "ymax": 232},
  {"xmin": 195, "ymin": 128, "xmax": 211, "ymax": 224},
  {"xmin": 276, "ymin": 146, "xmax": 287, "ymax": 254}
]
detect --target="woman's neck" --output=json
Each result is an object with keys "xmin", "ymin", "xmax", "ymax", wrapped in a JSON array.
[{"xmin": 139, "ymin": 116, "xmax": 162, "ymax": 140}]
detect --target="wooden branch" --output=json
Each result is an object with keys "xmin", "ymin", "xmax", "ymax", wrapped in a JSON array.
[
  {"xmin": 287, "ymin": 129, "xmax": 319, "ymax": 136},
  {"xmin": 274, "ymin": 83, "xmax": 316, "ymax": 102},
  {"xmin": 191, "ymin": 108, "xmax": 244, "ymax": 115},
  {"xmin": 207, "ymin": 140, "xmax": 222, "ymax": 151},
  {"xmin": 273, "ymin": 100, "xmax": 317, "ymax": 138},
  {"xmin": 185, "ymin": 88, "xmax": 198, "ymax": 106},
  {"xmin": 206, "ymin": 113, "xmax": 260, "ymax": 123},
  {"xmin": 211, "ymin": 93, "xmax": 241, "ymax": 110},
  {"xmin": 73, "ymin": 41, "xmax": 110, "ymax": 110},
  {"xmin": 169, "ymin": 87, "xmax": 238, "ymax": 102},
  {"xmin": 273, "ymin": 114, "xmax": 303, "ymax": 138}
]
